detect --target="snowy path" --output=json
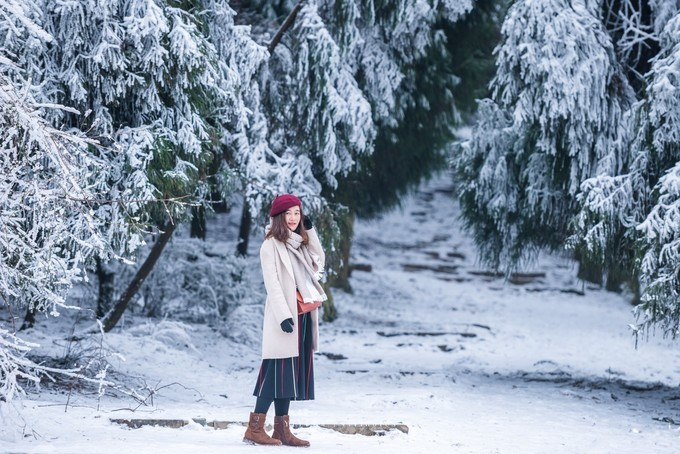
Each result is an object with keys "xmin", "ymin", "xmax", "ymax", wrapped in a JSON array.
[
  {"xmin": 319, "ymin": 175, "xmax": 680, "ymax": 452},
  {"xmin": 4, "ymin": 174, "xmax": 680, "ymax": 453}
]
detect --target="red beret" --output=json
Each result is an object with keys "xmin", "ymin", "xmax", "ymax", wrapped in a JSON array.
[{"xmin": 269, "ymin": 194, "xmax": 302, "ymax": 217}]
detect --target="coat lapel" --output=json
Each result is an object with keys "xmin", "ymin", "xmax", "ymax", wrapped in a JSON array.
[{"xmin": 273, "ymin": 239, "xmax": 295, "ymax": 281}]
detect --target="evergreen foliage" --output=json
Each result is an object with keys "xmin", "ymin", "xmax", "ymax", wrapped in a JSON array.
[
  {"xmin": 0, "ymin": 75, "xmax": 108, "ymax": 315},
  {"xmin": 331, "ymin": 0, "xmax": 504, "ymax": 219},
  {"xmin": 457, "ymin": 0, "xmax": 634, "ymax": 267},
  {"xmin": 233, "ymin": 0, "xmax": 481, "ymax": 220},
  {"xmin": 0, "ymin": 0, "xmax": 265, "ymax": 400},
  {"xmin": 0, "ymin": 0, "xmax": 129, "ymax": 402},
  {"xmin": 575, "ymin": 11, "xmax": 680, "ymax": 336},
  {"xmin": 334, "ymin": 27, "xmax": 460, "ymax": 218},
  {"xmin": 0, "ymin": 0, "xmax": 504, "ymax": 404},
  {"xmin": 447, "ymin": 0, "xmax": 506, "ymax": 116},
  {"xmin": 457, "ymin": 0, "xmax": 680, "ymax": 337}
]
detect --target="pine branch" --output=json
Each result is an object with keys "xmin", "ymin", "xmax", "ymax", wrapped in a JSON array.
[
  {"xmin": 62, "ymin": 194, "xmax": 196, "ymax": 205},
  {"xmin": 267, "ymin": 0, "xmax": 305, "ymax": 54}
]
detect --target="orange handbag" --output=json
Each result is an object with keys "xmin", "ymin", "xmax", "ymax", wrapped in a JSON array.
[{"xmin": 296, "ymin": 290, "xmax": 321, "ymax": 314}]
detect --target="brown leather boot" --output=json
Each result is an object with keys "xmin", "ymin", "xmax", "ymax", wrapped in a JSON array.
[
  {"xmin": 272, "ymin": 415, "xmax": 310, "ymax": 447},
  {"xmin": 243, "ymin": 412, "xmax": 282, "ymax": 446}
]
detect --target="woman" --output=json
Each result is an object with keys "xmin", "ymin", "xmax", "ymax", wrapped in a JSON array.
[{"xmin": 243, "ymin": 194, "xmax": 326, "ymax": 447}]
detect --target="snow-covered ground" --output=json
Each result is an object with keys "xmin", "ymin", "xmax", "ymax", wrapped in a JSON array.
[{"xmin": 2, "ymin": 173, "xmax": 680, "ymax": 453}]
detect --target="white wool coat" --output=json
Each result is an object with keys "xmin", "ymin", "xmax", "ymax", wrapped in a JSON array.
[{"xmin": 259, "ymin": 227, "xmax": 324, "ymax": 359}]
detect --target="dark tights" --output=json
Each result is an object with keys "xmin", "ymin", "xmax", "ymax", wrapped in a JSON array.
[{"xmin": 254, "ymin": 396, "xmax": 290, "ymax": 416}]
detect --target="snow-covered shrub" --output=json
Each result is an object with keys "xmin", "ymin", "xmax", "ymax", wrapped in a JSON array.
[
  {"xmin": 219, "ymin": 303, "xmax": 264, "ymax": 346},
  {"xmin": 0, "ymin": 328, "xmax": 40, "ymax": 404},
  {"xmin": 115, "ymin": 238, "xmax": 259, "ymax": 323},
  {"xmin": 0, "ymin": 0, "xmax": 144, "ymax": 404},
  {"xmin": 0, "ymin": 325, "xmax": 115, "ymax": 410},
  {"xmin": 126, "ymin": 319, "xmax": 198, "ymax": 353}
]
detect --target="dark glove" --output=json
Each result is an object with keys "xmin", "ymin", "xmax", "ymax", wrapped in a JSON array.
[
  {"xmin": 280, "ymin": 318, "xmax": 294, "ymax": 333},
  {"xmin": 303, "ymin": 215, "xmax": 313, "ymax": 230}
]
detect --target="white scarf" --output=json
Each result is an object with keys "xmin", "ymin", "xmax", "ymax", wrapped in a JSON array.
[
  {"xmin": 286, "ymin": 230, "xmax": 327, "ymax": 303},
  {"xmin": 266, "ymin": 226, "xmax": 327, "ymax": 303}
]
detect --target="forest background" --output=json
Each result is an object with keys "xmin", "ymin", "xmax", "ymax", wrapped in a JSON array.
[{"xmin": 1, "ymin": 0, "xmax": 679, "ymax": 422}]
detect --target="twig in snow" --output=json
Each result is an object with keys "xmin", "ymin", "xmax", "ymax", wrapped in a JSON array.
[{"xmin": 108, "ymin": 380, "xmax": 205, "ymax": 413}]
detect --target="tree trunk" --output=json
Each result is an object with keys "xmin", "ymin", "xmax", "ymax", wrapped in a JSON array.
[
  {"xmin": 237, "ymin": 202, "xmax": 252, "ymax": 256},
  {"xmin": 576, "ymin": 253, "xmax": 603, "ymax": 286},
  {"xmin": 326, "ymin": 210, "xmax": 354, "ymax": 293},
  {"xmin": 100, "ymin": 223, "xmax": 177, "ymax": 332},
  {"xmin": 20, "ymin": 306, "xmax": 36, "ymax": 330},
  {"xmin": 317, "ymin": 210, "xmax": 354, "ymax": 322},
  {"xmin": 628, "ymin": 275, "xmax": 641, "ymax": 306},
  {"xmin": 190, "ymin": 205, "xmax": 206, "ymax": 240},
  {"xmin": 605, "ymin": 263, "xmax": 637, "ymax": 297},
  {"xmin": 96, "ymin": 257, "xmax": 116, "ymax": 318},
  {"xmin": 321, "ymin": 283, "xmax": 338, "ymax": 322}
]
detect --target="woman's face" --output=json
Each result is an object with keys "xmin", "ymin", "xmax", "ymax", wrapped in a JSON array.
[{"xmin": 285, "ymin": 206, "xmax": 301, "ymax": 231}]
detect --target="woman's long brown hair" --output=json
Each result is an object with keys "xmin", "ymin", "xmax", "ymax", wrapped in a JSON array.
[{"xmin": 265, "ymin": 206, "xmax": 309, "ymax": 244}]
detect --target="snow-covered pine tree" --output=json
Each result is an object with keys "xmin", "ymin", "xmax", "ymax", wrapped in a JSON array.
[
  {"xmin": 305, "ymin": 1, "xmax": 479, "ymax": 296},
  {"xmin": 635, "ymin": 11, "xmax": 680, "ymax": 337},
  {"xmin": 458, "ymin": 0, "xmax": 680, "ymax": 337},
  {"xmin": 637, "ymin": 159, "xmax": 680, "ymax": 337},
  {"xmin": 36, "ymin": 0, "xmax": 235, "ymax": 221},
  {"xmin": 234, "ymin": 1, "xmax": 469, "ymax": 215},
  {"xmin": 575, "ymin": 9, "xmax": 680, "ymax": 337},
  {"xmin": 230, "ymin": 1, "xmax": 479, "ymax": 316},
  {"xmin": 0, "ymin": 0, "xmax": 134, "ymax": 316},
  {"xmin": 231, "ymin": 0, "xmax": 479, "ymax": 220},
  {"xmin": 329, "ymin": 0, "xmax": 481, "ymax": 218},
  {"xmin": 185, "ymin": 0, "xmax": 268, "ymax": 239},
  {"xmin": 0, "ymin": 0, "xmax": 134, "ymax": 402},
  {"xmin": 258, "ymin": 2, "xmax": 374, "ymax": 198},
  {"xmin": 229, "ymin": 0, "xmax": 376, "ymax": 286},
  {"xmin": 5, "ymin": 0, "xmax": 263, "ymax": 325},
  {"xmin": 456, "ymin": 0, "xmax": 635, "ymax": 269},
  {"xmin": 320, "ymin": 0, "xmax": 474, "ymax": 128},
  {"xmin": 40, "ymin": 0, "xmax": 214, "ymax": 322},
  {"xmin": 0, "ymin": 78, "xmax": 108, "ymax": 321}
]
